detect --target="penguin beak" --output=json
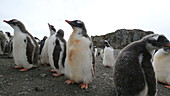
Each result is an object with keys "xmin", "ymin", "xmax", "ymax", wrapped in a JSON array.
[
  {"xmin": 65, "ymin": 20, "xmax": 70, "ymax": 23},
  {"xmin": 3, "ymin": 20, "xmax": 9, "ymax": 23},
  {"xmin": 48, "ymin": 23, "xmax": 51, "ymax": 26},
  {"xmin": 165, "ymin": 44, "xmax": 170, "ymax": 47}
]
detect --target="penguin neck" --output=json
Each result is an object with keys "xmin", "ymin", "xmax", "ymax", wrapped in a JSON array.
[
  {"xmin": 13, "ymin": 26, "xmax": 23, "ymax": 35},
  {"xmin": 50, "ymin": 30, "xmax": 56, "ymax": 36},
  {"xmin": 72, "ymin": 27, "xmax": 88, "ymax": 38}
]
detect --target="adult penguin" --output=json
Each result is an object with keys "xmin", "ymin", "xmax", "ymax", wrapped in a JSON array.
[
  {"xmin": 113, "ymin": 34, "xmax": 170, "ymax": 96},
  {"xmin": 65, "ymin": 20, "xmax": 95, "ymax": 89},
  {"xmin": 4, "ymin": 19, "xmax": 39, "ymax": 71}
]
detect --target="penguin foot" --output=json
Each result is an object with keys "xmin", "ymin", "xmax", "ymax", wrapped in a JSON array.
[
  {"xmin": 43, "ymin": 64, "xmax": 50, "ymax": 67},
  {"xmin": 105, "ymin": 66, "xmax": 112, "ymax": 68},
  {"xmin": 79, "ymin": 83, "xmax": 88, "ymax": 89},
  {"xmin": 165, "ymin": 85, "xmax": 170, "ymax": 88},
  {"xmin": 52, "ymin": 73, "xmax": 63, "ymax": 77},
  {"xmin": 19, "ymin": 68, "xmax": 29, "ymax": 71},
  {"xmin": 50, "ymin": 69, "xmax": 56, "ymax": 73},
  {"xmin": 14, "ymin": 66, "xmax": 23, "ymax": 69},
  {"xmin": 65, "ymin": 80, "xmax": 75, "ymax": 84}
]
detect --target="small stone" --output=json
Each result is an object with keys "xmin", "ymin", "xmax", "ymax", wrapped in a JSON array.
[
  {"xmin": 39, "ymin": 74, "xmax": 47, "ymax": 77},
  {"xmin": 0, "ymin": 75, "xmax": 3, "ymax": 78},
  {"xmin": 35, "ymin": 87, "xmax": 44, "ymax": 92}
]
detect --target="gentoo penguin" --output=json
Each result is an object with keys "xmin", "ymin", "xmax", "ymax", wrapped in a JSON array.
[
  {"xmin": 64, "ymin": 20, "xmax": 95, "ymax": 89},
  {"xmin": 153, "ymin": 47, "xmax": 170, "ymax": 88},
  {"xmin": 113, "ymin": 34, "xmax": 170, "ymax": 96},
  {"xmin": 4, "ymin": 19, "xmax": 39, "ymax": 71},
  {"xmin": 48, "ymin": 25, "xmax": 66, "ymax": 76},
  {"xmin": 4, "ymin": 32, "xmax": 13, "ymax": 58},
  {"xmin": 0, "ymin": 30, "xmax": 7, "ymax": 55},
  {"xmin": 39, "ymin": 36, "xmax": 47, "ymax": 55},
  {"xmin": 34, "ymin": 37, "xmax": 40, "ymax": 44},
  {"xmin": 40, "ymin": 23, "xmax": 56, "ymax": 66},
  {"xmin": 103, "ymin": 40, "xmax": 115, "ymax": 68}
]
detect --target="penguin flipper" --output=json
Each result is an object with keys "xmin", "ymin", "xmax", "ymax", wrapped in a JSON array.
[
  {"xmin": 53, "ymin": 39, "xmax": 62, "ymax": 69},
  {"xmin": 90, "ymin": 42, "xmax": 95, "ymax": 77},
  {"xmin": 25, "ymin": 37, "xmax": 34, "ymax": 64}
]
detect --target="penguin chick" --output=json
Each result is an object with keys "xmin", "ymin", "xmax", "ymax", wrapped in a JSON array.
[
  {"xmin": 103, "ymin": 40, "xmax": 115, "ymax": 68},
  {"xmin": 113, "ymin": 34, "xmax": 170, "ymax": 96},
  {"xmin": 39, "ymin": 36, "xmax": 47, "ymax": 55},
  {"xmin": 4, "ymin": 19, "xmax": 39, "ymax": 71},
  {"xmin": 153, "ymin": 47, "xmax": 170, "ymax": 88},
  {"xmin": 48, "ymin": 24, "xmax": 66, "ymax": 77},
  {"xmin": 40, "ymin": 23, "xmax": 56, "ymax": 66},
  {"xmin": 0, "ymin": 30, "xmax": 7, "ymax": 55},
  {"xmin": 65, "ymin": 20, "xmax": 95, "ymax": 89}
]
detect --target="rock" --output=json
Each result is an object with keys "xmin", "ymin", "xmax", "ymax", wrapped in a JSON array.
[
  {"xmin": 39, "ymin": 74, "xmax": 47, "ymax": 78},
  {"xmin": 0, "ymin": 75, "xmax": 3, "ymax": 78},
  {"xmin": 91, "ymin": 29, "xmax": 154, "ymax": 49},
  {"xmin": 35, "ymin": 87, "xmax": 44, "ymax": 92}
]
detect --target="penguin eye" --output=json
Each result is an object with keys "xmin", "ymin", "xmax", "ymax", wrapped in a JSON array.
[{"xmin": 77, "ymin": 20, "xmax": 82, "ymax": 24}]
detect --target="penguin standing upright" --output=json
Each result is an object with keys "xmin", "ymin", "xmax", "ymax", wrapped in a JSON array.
[
  {"xmin": 113, "ymin": 34, "xmax": 170, "ymax": 96},
  {"xmin": 4, "ymin": 19, "xmax": 39, "ymax": 71},
  {"xmin": 39, "ymin": 36, "xmax": 47, "ymax": 55},
  {"xmin": 153, "ymin": 47, "xmax": 170, "ymax": 88},
  {"xmin": 0, "ymin": 30, "xmax": 7, "ymax": 55},
  {"xmin": 48, "ymin": 24, "xmax": 66, "ymax": 76},
  {"xmin": 40, "ymin": 23, "xmax": 56, "ymax": 66},
  {"xmin": 65, "ymin": 20, "xmax": 95, "ymax": 89},
  {"xmin": 5, "ymin": 32, "xmax": 13, "ymax": 58},
  {"xmin": 103, "ymin": 40, "xmax": 115, "ymax": 68}
]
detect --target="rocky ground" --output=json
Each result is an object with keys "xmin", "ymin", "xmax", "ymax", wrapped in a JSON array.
[{"xmin": 0, "ymin": 54, "xmax": 170, "ymax": 96}]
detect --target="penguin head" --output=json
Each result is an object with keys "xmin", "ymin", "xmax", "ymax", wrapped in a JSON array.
[
  {"xmin": 65, "ymin": 20, "xmax": 85, "ymax": 28},
  {"xmin": 56, "ymin": 29, "xmax": 64, "ymax": 38},
  {"xmin": 5, "ymin": 32, "xmax": 11, "ymax": 37},
  {"xmin": 48, "ymin": 23, "xmax": 56, "ymax": 35},
  {"xmin": 3, "ymin": 19, "xmax": 25, "ymax": 30},
  {"xmin": 0, "ymin": 30, "xmax": 3, "ymax": 33},
  {"xmin": 65, "ymin": 20, "xmax": 87, "ymax": 32},
  {"xmin": 43, "ymin": 36, "xmax": 48, "ymax": 40},
  {"xmin": 104, "ymin": 40, "xmax": 110, "ymax": 47},
  {"xmin": 143, "ymin": 34, "xmax": 170, "ymax": 50}
]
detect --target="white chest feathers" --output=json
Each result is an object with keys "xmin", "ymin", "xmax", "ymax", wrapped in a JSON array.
[
  {"xmin": 13, "ymin": 30, "xmax": 34, "ymax": 69},
  {"xmin": 103, "ymin": 47, "xmax": 115, "ymax": 67},
  {"xmin": 153, "ymin": 49, "xmax": 170, "ymax": 84}
]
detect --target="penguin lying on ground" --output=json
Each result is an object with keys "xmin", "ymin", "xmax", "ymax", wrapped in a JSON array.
[
  {"xmin": 103, "ymin": 40, "xmax": 115, "ymax": 68},
  {"xmin": 64, "ymin": 20, "xmax": 95, "ymax": 89},
  {"xmin": 153, "ymin": 47, "xmax": 170, "ymax": 88},
  {"xmin": 113, "ymin": 34, "xmax": 170, "ymax": 96},
  {"xmin": 40, "ymin": 23, "xmax": 56, "ymax": 66},
  {"xmin": 4, "ymin": 19, "xmax": 39, "ymax": 71},
  {"xmin": 48, "ymin": 23, "xmax": 66, "ymax": 77}
]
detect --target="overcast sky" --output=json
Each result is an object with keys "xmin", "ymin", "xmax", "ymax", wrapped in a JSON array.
[{"xmin": 1, "ymin": 0, "xmax": 170, "ymax": 41}]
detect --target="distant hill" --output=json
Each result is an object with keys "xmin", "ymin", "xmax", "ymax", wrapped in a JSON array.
[{"xmin": 91, "ymin": 29, "xmax": 154, "ymax": 49}]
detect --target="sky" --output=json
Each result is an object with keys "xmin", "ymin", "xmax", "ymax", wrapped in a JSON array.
[{"xmin": 1, "ymin": 0, "xmax": 170, "ymax": 41}]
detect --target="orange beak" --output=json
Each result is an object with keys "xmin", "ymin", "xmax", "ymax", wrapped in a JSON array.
[
  {"xmin": 3, "ymin": 20, "xmax": 8, "ymax": 23},
  {"xmin": 165, "ymin": 44, "xmax": 170, "ymax": 47},
  {"xmin": 65, "ymin": 20, "xmax": 71, "ymax": 23}
]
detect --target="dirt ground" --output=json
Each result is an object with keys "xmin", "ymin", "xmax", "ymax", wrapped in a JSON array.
[{"xmin": 0, "ymin": 54, "xmax": 170, "ymax": 96}]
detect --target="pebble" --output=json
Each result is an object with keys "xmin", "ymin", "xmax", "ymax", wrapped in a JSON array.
[
  {"xmin": 0, "ymin": 75, "xmax": 3, "ymax": 78},
  {"xmin": 39, "ymin": 74, "xmax": 47, "ymax": 77}
]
